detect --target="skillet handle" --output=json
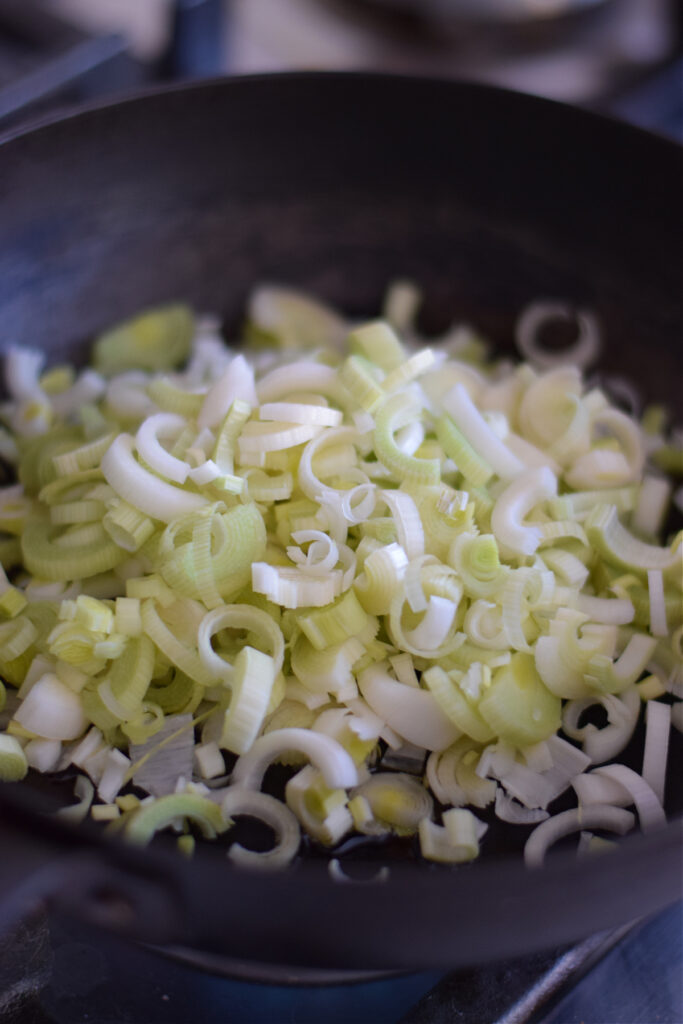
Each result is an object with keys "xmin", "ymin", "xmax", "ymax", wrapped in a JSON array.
[{"xmin": 0, "ymin": 790, "xmax": 183, "ymax": 944}]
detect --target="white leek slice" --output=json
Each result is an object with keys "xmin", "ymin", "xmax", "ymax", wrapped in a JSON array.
[
  {"xmin": 382, "ymin": 348, "xmax": 436, "ymax": 392},
  {"xmin": 491, "ymin": 466, "xmax": 557, "ymax": 557},
  {"xmin": 194, "ymin": 741, "xmax": 225, "ymax": 780},
  {"xmin": 404, "ymin": 596, "xmax": 457, "ymax": 652},
  {"xmin": 135, "ymin": 413, "xmax": 190, "ymax": 484},
  {"xmin": 641, "ymin": 700, "xmax": 670, "ymax": 805},
  {"xmin": 102, "ymin": 435, "xmax": 208, "ymax": 523},
  {"xmin": 463, "ymin": 601, "xmax": 508, "ymax": 650},
  {"xmin": 197, "ymin": 604, "xmax": 285, "ymax": 682},
  {"xmin": 237, "ymin": 420, "xmax": 320, "ymax": 457},
  {"xmin": 287, "ymin": 530, "xmax": 339, "ymax": 575},
  {"xmin": 297, "ymin": 426, "xmax": 359, "ymax": 503},
  {"xmin": 231, "ymin": 727, "xmax": 358, "ymax": 791},
  {"xmin": 252, "ymin": 563, "xmax": 341, "ymax": 609},
  {"xmin": 383, "ymin": 279, "xmax": 421, "ymax": 334},
  {"xmin": 591, "ymin": 408, "xmax": 646, "ymax": 483},
  {"xmin": 585, "ymin": 503, "xmax": 682, "ymax": 575},
  {"xmin": 518, "ymin": 367, "xmax": 583, "ymax": 448},
  {"xmin": 14, "ymin": 673, "xmax": 87, "ymax": 740},
  {"xmin": 585, "ymin": 633, "xmax": 658, "ymax": 695},
  {"xmin": 358, "ymin": 665, "xmax": 459, "ymax": 751},
  {"xmin": 633, "ymin": 475, "xmax": 671, "ymax": 537},
  {"xmin": 221, "ymin": 788, "xmax": 300, "ymax": 869},
  {"xmin": 285, "ymin": 765, "xmax": 353, "ymax": 845},
  {"xmin": 256, "ymin": 361, "xmax": 341, "ymax": 404},
  {"xmin": 220, "ymin": 647, "xmax": 275, "ymax": 756},
  {"xmin": 249, "ymin": 286, "xmax": 346, "ymax": 351},
  {"xmin": 592, "ymin": 764, "xmax": 666, "ymax": 832},
  {"xmin": 535, "ymin": 612, "xmax": 616, "ymax": 699},
  {"xmin": 259, "ymin": 402, "xmax": 342, "ymax": 427},
  {"xmin": 524, "ymin": 804, "xmax": 634, "ymax": 868},
  {"xmin": 562, "ymin": 686, "xmax": 640, "ymax": 764},
  {"xmin": 577, "ymin": 595, "xmax": 635, "ymax": 626},
  {"xmin": 418, "ymin": 808, "xmax": 482, "ymax": 864},
  {"xmin": 97, "ymin": 748, "xmax": 131, "ymax": 803},
  {"xmin": 4, "ymin": 346, "xmax": 45, "ymax": 400},
  {"xmin": 198, "ymin": 354, "xmax": 257, "ymax": 429},
  {"xmin": 647, "ymin": 570, "xmax": 668, "ymax": 638},
  {"xmin": 25, "ymin": 737, "xmax": 62, "ymax": 772},
  {"xmin": 573, "ymin": 771, "xmax": 631, "ymax": 808},
  {"xmin": 375, "ymin": 490, "xmax": 424, "ymax": 560},
  {"xmin": 290, "ymin": 634, "xmax": 358, "ymax": 696},
  {"xmin": 442, "ymin": 383, "xmax": 524, "ymax": 480},
  {"xmin": 516, "ymin": 302, "xmax": 600, "ymax": 371},
  {"xmin": 565, "ymin": 449, "xmax": 634, "ymax": 490},
  {"xmin": 352, "ymin": 773, "xmax": 433, "ymax": 834},
  {"xmin": 354, "ymin": 542, "xmax": 408, "ymax": 616},
  {"xmin": 494, "ymin": 789, "xmax": 549, "ymax": 825}
]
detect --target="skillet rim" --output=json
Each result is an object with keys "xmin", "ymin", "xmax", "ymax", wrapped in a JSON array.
[{"xmin": 0, "ymin": 70, "xmax": 680, "ymax": 969}]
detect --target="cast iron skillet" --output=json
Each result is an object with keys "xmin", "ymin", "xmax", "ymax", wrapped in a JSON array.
[{"xmin": 0, "ymin": 74, "xmax": 681, "ymax": 975}]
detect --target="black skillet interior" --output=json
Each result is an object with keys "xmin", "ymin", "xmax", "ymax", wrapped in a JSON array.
[{"xmin": 0, "ymin": 74, "xmax": 681, "ymax": 971}]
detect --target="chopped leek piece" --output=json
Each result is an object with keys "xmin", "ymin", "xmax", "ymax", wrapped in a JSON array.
[
  {"xmin": 124, "ymin": 792, "xmax": 226, "ymax": 845},
  {"xmin": 93, "ymin": 304, "xmax": 194, "ymax": 376},
  {"xmin": 478, "ymin": 654, "xmax": 561, "ymax": 747},
  {"xmin": 220, "ymin": 646, "xmax": 275, "ymax": 755},
  {"xmin": 0, "ymin": 733, "xmax": 29, "ymax": 780},
  {"xmin": 1, "ymin": 286, "xmax": 680, "ymax": 877}
]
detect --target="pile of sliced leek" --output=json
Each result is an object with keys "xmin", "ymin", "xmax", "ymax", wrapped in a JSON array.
[{"xmin": 0, "ymin": 283, "xmax": 680, "ymax": 873}]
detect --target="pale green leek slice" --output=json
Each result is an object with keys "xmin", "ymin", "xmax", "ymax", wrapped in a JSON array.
[
  {"xmin": 373, "ymin": 394, "xmax": 440, "ymax": 486},
  {"xmin": 586, "ymin": 503, "xmax": 682, "ymax": 577},
  {"xmin": 297, "ymin": 589, "xmax": 368, "ymax": 651},
  {"xmin": 418, "ymin": 808, "xmax": 481, "ymax": 863},
  {"xmin": 104, "ymin": 635, "xmax": 155, "ymax": 717},
  {"xmin": 146, "ymin": 669, "xmax": 202, "ymax": 715},
  {"xmin": 247, "ymin": 286, "xmax": 346, "ymax": 350},
  {"xmin": 340, "ymin": 355, "xmax": 385, "ymax": 412},
  {"xmin": 147, "ymin": 377, "xmax": 203, "ymax": 416},
  {"xmin": 478, "ymin": 654, "xmax": 562, "ymax": 747},
  {"xmin": 220, "ymin": 646, "xmax": 275, "ymax": 755},
  {"xmin": 449, "ymin": 532, "xmax": 508, "ymax": 599},
  {"xmin": 141, "ymin": 599, "xmax": 215, "ymax": 686},
  {"xmin": 348, "ymin": 320, "xmax": 405, "ymax": 371},
  {"xmin": 124, "ymin": 792, "xmax": 226, "ymax": 845},
  {"xmin": 352, "ymin": 773, "xmax": 433, "ymax": 835},
  {"xmin": 436, "ymin": 415, "xmax": 493, "ymax": 488},
  {"xmin": 422, "ymin": 666, "xmax": 495, "ymax": 744},
  {"xmin": 21, "ymin": 517, "xmax": 126, "ymax": 581},
  {"xmin": 0, "ymin": 733, "xmax": 28, "ymax": 780},
  {"xmin": 93, "ymin": 304, "xmax": 194, "ymax": 376}
]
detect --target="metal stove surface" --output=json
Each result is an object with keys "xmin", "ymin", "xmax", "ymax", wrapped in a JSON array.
[{"xmin": 0, "ymin": 902, "xmax": 680, "ymax": 1023}]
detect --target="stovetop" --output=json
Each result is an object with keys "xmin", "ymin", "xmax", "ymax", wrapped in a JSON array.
[{"xmin": 0, "ymin": 902, "xmax": 680, "ymax": 1023}]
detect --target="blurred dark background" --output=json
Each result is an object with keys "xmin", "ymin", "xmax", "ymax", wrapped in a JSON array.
[{"xmin": 0, "ymin": 0, "xmax": 682, "ymax": 138}]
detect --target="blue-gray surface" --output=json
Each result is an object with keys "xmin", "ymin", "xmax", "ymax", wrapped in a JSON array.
[{"xmin": 541, "ymin": 902, "xmax": 682, "ymax": 1024}]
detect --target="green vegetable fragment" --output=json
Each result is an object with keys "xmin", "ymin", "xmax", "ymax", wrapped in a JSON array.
[
  {"xmin": 93, "ymin": 304, "xmax": 194, "ymax": 376},
  {"xmin": 1, "ymin": 284, "xmax": 680, "ymax": 875},
  {"xmin": 478, "ymin": 654, "xmax": 562, "ymax": 747}
]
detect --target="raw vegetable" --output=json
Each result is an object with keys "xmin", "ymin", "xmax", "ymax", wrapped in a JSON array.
[{"xmin": 0, "ymin": 287, "xmax": 680, "ymax": 872}]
